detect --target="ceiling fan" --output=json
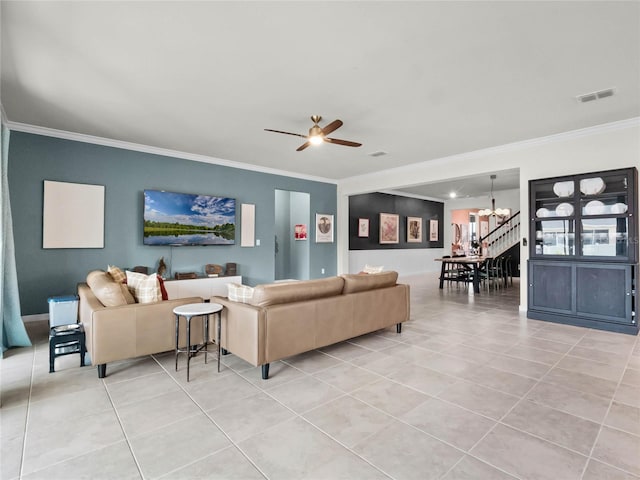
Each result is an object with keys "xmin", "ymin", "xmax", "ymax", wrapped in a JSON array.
[{"xmin": 265, "ymin": 115, "xmax": 362, "ymax": 151}]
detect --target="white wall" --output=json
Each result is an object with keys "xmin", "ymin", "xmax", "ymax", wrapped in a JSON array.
[{"xmin": 338, "ymin": 118, "xmax": 640, "ymax": 310}]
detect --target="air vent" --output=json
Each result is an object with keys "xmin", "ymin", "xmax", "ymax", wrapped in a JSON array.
[
  {"xmin": 577, "ymin": 88, "xmax": 615, "ymax": 103},
  {"xmin": 368, "ymin": 151, "xmax": 388, "ymax": 157}
]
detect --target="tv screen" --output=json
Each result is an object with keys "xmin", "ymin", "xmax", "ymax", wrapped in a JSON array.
[{"xmin": 143, "ymin": 190, "xmax": 235, "ymax": 246}]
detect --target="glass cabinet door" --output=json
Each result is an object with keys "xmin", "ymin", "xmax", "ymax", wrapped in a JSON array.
[{"xmin": 531, "ymin": 178, "xmax": 576, "ymax": 257}]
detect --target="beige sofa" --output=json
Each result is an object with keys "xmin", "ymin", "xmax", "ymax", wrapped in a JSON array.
[
  {"xmin": 213, "ymin": 271, "xmax": 410, "ymax": 379},
  {"xmin": 78, "ymin": 275, "xmax": 202, "ymax": 378}
]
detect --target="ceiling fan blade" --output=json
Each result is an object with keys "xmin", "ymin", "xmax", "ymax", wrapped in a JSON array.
[
  {"xmin": 325, "ymin": 137, "xmax": 362, "ymax": 148},
  {"xmin": 296, "ymin": 141, "xmax": 311, "ymax": 151},
  {"xmin": 322, "ymin": 119, "xmax": 343, "ymax": 136},
  {"xmin": 264, "ymin": 129, "xmax": 308, "ymax": 139}
]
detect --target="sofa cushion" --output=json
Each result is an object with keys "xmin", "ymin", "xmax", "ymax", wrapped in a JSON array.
[
  {"xmin": 249, "ymin": 276, "xmax": 345, "ymax": 307},
  {"xmin": 107, "ymin": 265, "xmax": 126, "ymax": 283},
  {"xmin": 86, "ymin": 270, "xmax": 135, "ymax": 307},
  {"xmin": 341, "ymin": 271, "xmax": 398, "ymax": 294},
  {"xmin": 227, "ymin": 283, "xmax": 254, "ymax": 303},
  {"xmin": 126, "ymin": 271, "xmax": 161, "ymax": 303}
]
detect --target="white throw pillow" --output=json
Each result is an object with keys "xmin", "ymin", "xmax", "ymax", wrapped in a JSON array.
[
  {"xmin": 363, "ymin": 264, "xmax": 384, "ymax": 274},
  {"xmin": 227, "ymin": 283, "xmax": 254, "ymax": 303},
  {"xmin": 125, "ymin": 270, "xmax": 161, "ymax": 303}
]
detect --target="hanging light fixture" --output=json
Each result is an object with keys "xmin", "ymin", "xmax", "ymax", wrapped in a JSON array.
[{"xmin": 478, "ymin": 175, "xmax": 510, "ymax": 217}]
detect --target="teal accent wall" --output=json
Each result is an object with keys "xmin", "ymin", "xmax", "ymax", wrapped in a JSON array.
[{"xmin": 8, "ymin": 132, "xmax": 337, "ymax": 315}]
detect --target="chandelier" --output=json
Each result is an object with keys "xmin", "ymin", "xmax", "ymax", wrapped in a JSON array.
[{"xmin": 478, "ymin": 175, "xmax": 510, "ymax": 217}]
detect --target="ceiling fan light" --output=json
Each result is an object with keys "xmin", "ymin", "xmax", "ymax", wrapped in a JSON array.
[{"xmin": 309, "ymin": 135, "xmax": 323, "ymax": 145}]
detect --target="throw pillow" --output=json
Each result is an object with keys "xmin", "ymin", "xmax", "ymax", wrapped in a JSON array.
[
  {"xmin": 86, "ymin": 270, "xmax": 135, "ymax": 307},
  {"xmin": 157, "ymin": 275, "xmax": 169, "ymax": 301},
  {"xmin": 227, "ymin": 283, "xmax": 254, "ymax": 303},
  {"xmin": 363, "ymin": 264, "xmax": 384, "ymax": 274},
  {"xmin": 126, "ymin": 270, "xmax": 161, "ymax": 303},
  {"xmin": 107, "ymin": 265, "xmax": 127, "ymax": 283}
]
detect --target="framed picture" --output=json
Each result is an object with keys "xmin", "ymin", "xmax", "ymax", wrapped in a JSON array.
[
  {"xmin": 294, "ymin": 224, "xmax": 307, "ymax": 240},
  {"xmin": 407, "ymin": 216, "xmax": 422, "ymax": 242},
  {"xmin": 379, "ymin": 213, "xmax": 399, "ymax": 244},
  {"xmin": 429, "ymin": 219, "xmax": 439, "ymax": 241},
  {"xmin": 315, "ymin": 214, "xmax": 334, "ymax": 243},
  {"xmin": 358, "ymin": 218, "xmax": 369, "ymax": 237}
]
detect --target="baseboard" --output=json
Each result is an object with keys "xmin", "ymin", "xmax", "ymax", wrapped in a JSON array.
[{"xmin": 22, "ymin": 313, "xmax": 49, "ymax": 323}]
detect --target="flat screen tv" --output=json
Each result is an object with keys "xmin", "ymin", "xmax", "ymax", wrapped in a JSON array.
[{"xmin": 143, "ymin": 190, "xmax": 235, "ymax": 246}]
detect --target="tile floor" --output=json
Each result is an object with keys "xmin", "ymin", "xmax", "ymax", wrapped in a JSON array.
[{"xmin": 2, "ymin": 275, "xmax": 639, "ymax": 479}]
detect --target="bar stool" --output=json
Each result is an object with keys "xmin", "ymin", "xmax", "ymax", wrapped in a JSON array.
[{"xmin": 173, "ymin": 303, "xmax": 223, "ymax": 381}]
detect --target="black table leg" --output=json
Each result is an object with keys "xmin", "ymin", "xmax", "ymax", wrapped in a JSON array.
[
  {"xmin": 473, "ymin": 263, "xmax": 480, "ymax": 294},
  {"xmin": 439, "ymin": 261, "xmax": 446, "ymax": 289}
]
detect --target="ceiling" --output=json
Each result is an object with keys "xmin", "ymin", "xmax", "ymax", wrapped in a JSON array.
[{"xmin": 1, "ymin": 1, "xmax": 639, "ymax": 183}]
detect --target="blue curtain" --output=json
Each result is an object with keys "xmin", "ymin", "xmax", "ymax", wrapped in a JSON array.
[{"xmin": 1, "ymin": 124, "xmax": 31, "ymax": 354}]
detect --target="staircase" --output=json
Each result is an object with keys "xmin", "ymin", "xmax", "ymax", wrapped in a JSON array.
[{"xmin": 480, "ymin": 211, "xmax": 521, "ymax": 258}]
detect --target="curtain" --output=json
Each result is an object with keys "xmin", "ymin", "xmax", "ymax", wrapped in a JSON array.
[{"xmin": 1, "ymin": 124, "xmax": 31, "ymax": 354}]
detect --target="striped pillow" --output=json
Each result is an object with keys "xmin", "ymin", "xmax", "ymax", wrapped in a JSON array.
[
  {"xmin": 107, "ymin": 265, "xmax": 127, "ymax": 283},
  {"xmin": 125, "ymin": 271, "xmax": 161, "ymax": 303},
  {"xmin": 227, "ymin": 283, "xmax": 254, "ymax": 303}
]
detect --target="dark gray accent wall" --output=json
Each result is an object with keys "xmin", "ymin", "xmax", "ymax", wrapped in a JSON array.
[
  {"xmin": 349, "ymin": 192, "xmax": 444, "ymax": 250},
  {"xmin": 8, "ymin": 132, "xmax": 337, "ymax": 315}
]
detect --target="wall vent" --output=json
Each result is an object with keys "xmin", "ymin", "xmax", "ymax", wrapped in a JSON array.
[
  {"xmin": 577, "ymin": 88, "xmax": 615, "ymax": 103},
  {"xmin": 368, "ymin": 151, "xmax": 388, "ymax": 157}
]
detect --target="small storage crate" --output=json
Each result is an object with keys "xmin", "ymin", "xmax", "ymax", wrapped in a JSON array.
[{"xmin": 48, "ymin": 295, "xmax": 79, "ymax": 327}]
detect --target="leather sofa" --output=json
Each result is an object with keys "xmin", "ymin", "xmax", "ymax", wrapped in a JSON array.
[
  {"xmin": 213, "ymin": 271, "xmax": 410, "ymax": 379},
  {"xmin": 78, "ymin": 279, "xmax": 202, "ymax": 378}
]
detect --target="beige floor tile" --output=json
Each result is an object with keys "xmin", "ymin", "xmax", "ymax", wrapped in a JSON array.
[
  {"xmin": 462, "ymin": 336, "xmax": 516, "ymax": 354},
  {"xmin": 381, "ymin": 343, "xmax": 437, "ymax": 364},
  {"xmin": 351, "ymin": 377, "xmax": 430, "ymax": 417},
  {"xmin": 441, "ymin": 344, "xmax": 500, "ymax": 365},
  {"xmin": 502, "ymin": 343, "xmax": 564, "ymax": 365},
  {"xmin": 516, "ymin": 336, "xmax": 575, "ymax": 354},
  {"xmin": 487, "ymin": 354, "xmax": 551, "ymax": 379},
  {"xmin": 105, "ymin": 371, "xmax": 182, "ymax": 407},
  {"xmin": 575, "ymin": 336, "xmax": 635, "ymax": 355},
  {"xmin": 582, "ymin": 459, "xmax": 640, "ymax": 480},
  {"xmin": 502, "ymin": 399, "xmax": 600, "ymax": 455},
  {"xmin": 460, "ymin": 364, "xmax": 537, "ymax": 397},
  {"xmin": 303, "ymin": 395, "xmax": 393, "ymax": 448},
  {"xmin": 418, "ymin": 353, "xmax": 478, "ymax": 378},
  {"xmin": 605, "ymin": 401, "xmax": 640, "ymax": 436},
  {"xmin": 116, "ymin": 390, "xmax": 203, "ymax": 437},
  {"xmin": 21, "ymin": 441, "xmax": 141, "ymax": 480},
  {"xmin": 437, "ymin": 380, "xmax": 520, "ymax": 420},
  {"xmin": 556, "ymin": 355, "xmax": 626, "ymax": 382},
  {"xmin": 348, "ymin": 332, "xmax": 403, "ymax": 350},
  {"xmin": 29, "ymin": 366, "xmax": 98, "ymax": 403},
  {"xmin": 350, "ymin": 350, "xmax": 414, "ymax": 376},
  {"xmin": 526, "ymin": 380, "xmax": 611, "ymax": 423},
  {"xmin": 312, "ymin": 362, "xmax": 382, "ymax": 393},
  {"xmin": 401, "ymin": 397, "xmax": 496, "ymax": 451},
  {"xmin": 319, "ymin": 341, "xmax": 373, "ymax": 361},
  {"xmin": 592, "ymin": 426, "xmax": 640, "ymax": 476},
  {"xmin": 129, "ymin": 413, "xmax": 230, "ymax": 479},
  {"xmin": 282, "ymin": 350, "xmax": 342, "ymax": 374},
  {"xmin": 160, "ymin": 446, "xmax": 264, "ymax": 479},
  {"xmin": 353, "ymin": 420, "xmax": 464, "ymax": 480},
  {"xmin": 1, "ymin": 404, "xmax": 27, "ymax": 480},
  {"xmin": 102, "ymin": 356, "xmax": 166, "ymax": 384},
  {"xmin": 207, "ymin": 391, "xmax": 294, "ymax": 442},
  {"xmin": 568, "ymin": 345, "xmax": 630, "ymax": 366},
  {"xmin": 22, "ymin": 409, "xmax": 126, "ymax": 474},
  {"xmin": 387, "ymin": 363, "xmax": 458, "ymax": 396},
  {"xmin": 615, "ymin": 383, "xmax": 640, "ymax": 408},
  {"xmin": 28, "ymin": 385, "xmax": 112, "ymax": 429},
  {"xmin": 183, "ymin": 372, "xmax": 260, "ymax": 411},
  {"xmin": 237, "ymin": 417, "xmax": 355, "ymax": 479},
  {"xmin": 299, "ymin": 453, "xmax": 390, "ymax": 480},
  {"xmin": 266, "ymin": 375, "xmax": 344, "ymax": 414},
  {"xmin": 238, "ymin": 360, "xmax": 306, "ymax": 389},
  {"xmin": 621, "ymin": 367, "xmax": 640, "ymax": 387},
  {"xmin": 545, "ymin": 367, "xmax": 618, "ymax": 399},
  {"xmin": 441, "ymin": 455, "xmax": 518, "ymax": 480},
  {"xmin": 470, "ymin": 424, "xmax": 587, "ymax": 480}
]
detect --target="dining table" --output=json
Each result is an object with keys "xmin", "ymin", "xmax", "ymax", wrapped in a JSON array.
[{"xmin": 435, "ymin": 256, "xmax": 488, "ymax": 294}]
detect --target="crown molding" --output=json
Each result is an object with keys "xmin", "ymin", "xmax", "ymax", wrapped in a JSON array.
[
  {"xmin": 5, "ymin": 121, "xmax": 338, "ymax": 185},
  {"xmin": 342, "ymin": 116, "xmax": 640, "ymax": 183},
  {"xmin": 379, "ymin": 189, "xmax": 444, "ymax": 203}
]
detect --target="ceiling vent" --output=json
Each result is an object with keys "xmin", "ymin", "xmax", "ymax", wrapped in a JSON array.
[
  {"xmin": 577, "ymin": 88, "xmax": 615, "ymax": 103},
  {"xmin": 368, "ymin": 151, "xmax": 388, "ymax": 157}
]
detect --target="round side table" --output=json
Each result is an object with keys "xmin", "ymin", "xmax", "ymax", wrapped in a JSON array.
[{"xmin": 173, "ymin": 302, "xmax": 223, "ymax": 381}]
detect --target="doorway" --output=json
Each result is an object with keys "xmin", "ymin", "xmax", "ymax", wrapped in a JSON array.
[{"xmin": 274, "ymin": 189, "xmax": 310, "ymax": 281}]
